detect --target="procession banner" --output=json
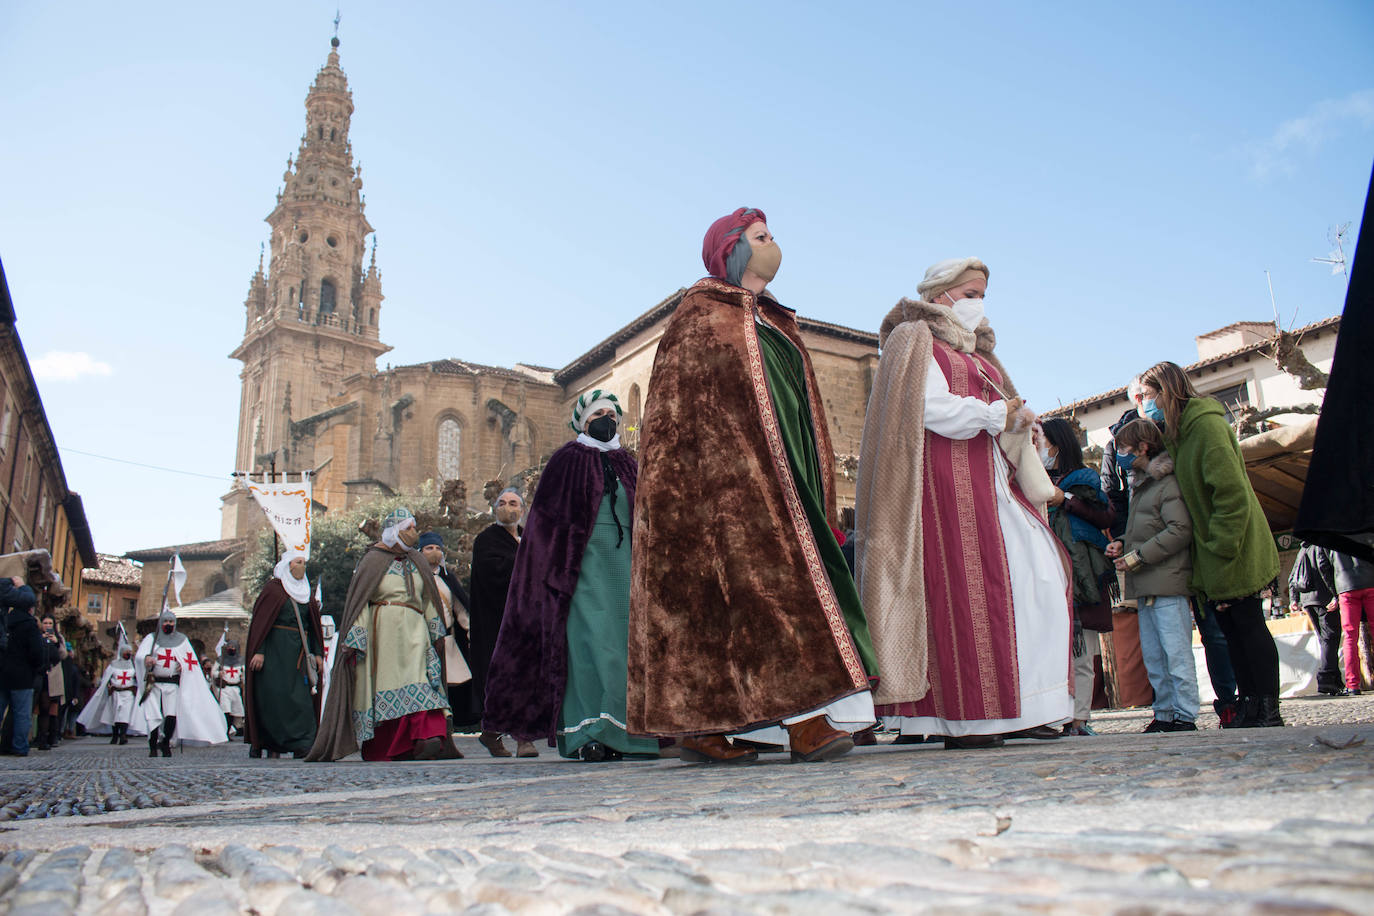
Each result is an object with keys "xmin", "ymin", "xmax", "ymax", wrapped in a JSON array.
[{"xmin": 241, "ymin": 472, "xmax": 313, "ymax": 558}]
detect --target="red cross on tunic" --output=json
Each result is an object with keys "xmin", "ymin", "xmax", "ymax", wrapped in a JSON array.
[
  {"xmin": 183, "ymin": 651, "xmax": 197, "ymax": 669},
  {"xmin": 114, "ymin": 670, "xmax": 132, "ymax": 686},
  {"xmin": 224, "ymin": 667, "xmax": 240, "ymax": 680},
  {"xmin": 322, "ymin": 645, "xmax": 330, "ymax": 662},
  {"xmin": 156, "ymin": 649, "xmax": 176, "ymax": 667}
]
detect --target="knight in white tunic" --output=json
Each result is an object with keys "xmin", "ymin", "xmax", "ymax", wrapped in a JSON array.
[
  {"xmin": 76, "ymin": 640, "xmax": 141, "ymax": 744},
  {"xmin": 217, "ymin": 640, "xmax": 246, "ymax": 737},
  {"xmin": 132, "ymin": 608, "xmax": 228, "ymax": 755}
]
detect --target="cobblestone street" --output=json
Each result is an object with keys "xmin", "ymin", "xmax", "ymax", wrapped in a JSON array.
[{"xmin": 1, "ymin": 696, "xmax": 1371, "ymax": 914}]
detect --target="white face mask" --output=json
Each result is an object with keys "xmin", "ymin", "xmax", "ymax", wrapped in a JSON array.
[
  {"xmin": 943, "ymin": 291, "xmax": 985, "ymax": 331},
  {"xmin": 1039, "ymin": 445, "xmax": 1055, "ymax": 469}
]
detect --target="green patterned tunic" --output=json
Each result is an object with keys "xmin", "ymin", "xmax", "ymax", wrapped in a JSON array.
[{"xmin": 344, "ymin": 557, "xmax": 449, "ymax": 743}]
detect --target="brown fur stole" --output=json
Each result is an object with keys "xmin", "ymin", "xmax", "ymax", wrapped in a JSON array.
[
  {"xmin": 628, "ymin": 278, "xmax": 868, "ymax": 736},
  {"xmin": 857, "ymin": 298, "xmax": 1021, "ymax": 706}
]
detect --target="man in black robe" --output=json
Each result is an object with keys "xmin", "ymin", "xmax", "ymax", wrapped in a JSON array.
[{"xmin": 469, "ymin": 487, "xmax": 524, "ymax": 757}]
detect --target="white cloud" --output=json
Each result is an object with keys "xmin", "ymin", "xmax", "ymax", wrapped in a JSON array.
[
  {"xmin": 1249, "ymin": 89, "xmax": 1374, "ymax": 179},
  {"xmin": 31, "ymin": 350, "xmax": 114, "ymax": 382}
]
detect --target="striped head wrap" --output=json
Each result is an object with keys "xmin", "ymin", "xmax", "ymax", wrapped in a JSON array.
[{"xmin": 569, "ymin": 389, "xmax": 622, "ymax": 432}]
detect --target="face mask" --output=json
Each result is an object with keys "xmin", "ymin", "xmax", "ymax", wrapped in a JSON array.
[
  {"xmin": 1141, "ymin": 398, "xmax": 1166, "ymax": 424},
  {"xmin": 1038, "ymin": 445, "xmax": 1055, "ymax": 469},
  {"xmin": 943, "ymin": 292, "xmax": 985, "ymax": 331},
  {"xmin": 746, "ymin": 242, "xmax": 782, "ymax": 283},
  {"xmin": 1117, "ymin": 451, "xmax": 1137, "ymax": 472},
  {"xmin": 161, "ymin": 625, "xmax": 175, "ymax": 634},
  {"xmin": 586, "ymin": 415, "xmax": 618, "ymax": 443}
]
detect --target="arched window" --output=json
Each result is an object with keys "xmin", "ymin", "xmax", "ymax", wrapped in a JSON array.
[
  {"xmin": 317, "ymin": 126, "xmax": 324, "ymax": 139},
  {"xmin": 437, "ymin": 418, "xmax": 462, "ymax": 480},
  {"xmin": 319, "ymin": 279, "xmax": 336, "ymax": 314},
  {"xmin": 330, "ymin": 128, "xmax": 337, "ymax": 141},
  {"xmin": 629, "ymin": 384, "xmax": 642, "ymax": 425},
  {"xmin": 368, "ymin": 308, "xmax": 375, "ymax": 325}
]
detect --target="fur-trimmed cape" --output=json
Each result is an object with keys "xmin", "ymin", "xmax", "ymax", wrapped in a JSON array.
[
  {"xmin": 855, "ymin": 298, "xmax": 1024, "ymax": 707},
  {"xmin": 627, "ymin": 277, "xmax": 869, "ymax": 737}
]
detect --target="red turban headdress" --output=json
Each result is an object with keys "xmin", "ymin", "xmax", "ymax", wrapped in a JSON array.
[{"xmin": 702, "ymin": 207, "xmax": 767, "ymax": 280}]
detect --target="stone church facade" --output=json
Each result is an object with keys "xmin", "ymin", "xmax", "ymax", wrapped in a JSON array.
[{"xmin": 217, "ymin": 38, "xmax": 879, "ymax": 548}]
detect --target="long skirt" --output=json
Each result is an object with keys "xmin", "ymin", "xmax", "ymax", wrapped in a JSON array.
[
  {"xmin": 557, "ymin": 493, "xmax": 660, "ymax": 759},
  {"xmin": 252, "ymin": 625, "xmax": 318, "ymax": 754}
]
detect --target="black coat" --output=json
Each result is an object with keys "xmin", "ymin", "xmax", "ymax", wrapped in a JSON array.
[
  {"xmin": 1, "ymin": 581, "xmax": 44, "ymax": 691},
  {"xmin": 1100, "ymin": 408, "xmax": 1141, "ymax": 539},
  {"xmin": 436, "ymin": 565, "xmax": 481, "ymax": 727},
  {"xmin": 467, "ymin": 524, "xmax": 521, "ymax": 714},
  {"xmin": 1296, "ymin": 167, "xmax": 1374, "ymax": 560}
]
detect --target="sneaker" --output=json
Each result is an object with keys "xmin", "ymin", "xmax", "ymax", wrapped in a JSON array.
[
  {"xmin": 1338, "ymin": 687, "xmax": 1362, "ymax": 697},
  {"xmin": 1168, "ymin": 720, "xmax": 1198, "ymax": 731},
  {"xmin": 1142, "ymin": 719, "xmax": 1173, "ymax": 733},
  {"xmin": 1062, "ymin": 724, "xmax": 1096, "ymax": 736}
]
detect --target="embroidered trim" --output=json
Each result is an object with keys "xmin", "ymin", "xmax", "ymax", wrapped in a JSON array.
[
  {"xmin": 558, "ymin": 711, "xmax": 631, "ymax": 735},
  {"xmin": 744, "ymin": 298, "xmax": 868, "ymax": 691}
]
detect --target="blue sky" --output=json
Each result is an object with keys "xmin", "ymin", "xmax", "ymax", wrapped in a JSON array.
[{"xmin": 2, "ymin": 1, "xmax": 1371, "ymax": 556}]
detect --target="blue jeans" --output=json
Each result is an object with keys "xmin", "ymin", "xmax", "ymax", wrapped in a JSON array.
[
  {"xmin": 1137, "ymin": 595, "xmax": 1201, "ymax": 723},
  {"xmin": 0, "ymin": 687, "xmax": 34, "ymax": 755}
]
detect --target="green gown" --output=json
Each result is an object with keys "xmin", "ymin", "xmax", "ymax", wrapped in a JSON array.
[
  {"xmin": 253, "ymin": 598, "xmax": 322, "ymax": 754},
  {"xmin": 557, "ymin": 485, "xmax": 661, "ymax": 759},
  {"xmin": 757, "ymin": 320, "xmax": 878, "ymax": 677}
]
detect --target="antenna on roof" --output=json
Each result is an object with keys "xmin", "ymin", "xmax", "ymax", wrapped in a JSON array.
[
  {"xmin": 1264, "ymin": 270, "xmax": 1280, "ymax": 326},
  {"xmin": 1310, "ymin": 222, "xmax": 1350, "ymax": 282}
]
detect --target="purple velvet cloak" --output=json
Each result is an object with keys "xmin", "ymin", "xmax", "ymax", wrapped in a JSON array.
[{"xmin": 481, "ymin": 440, "xmax": 638, "ymax": 742}]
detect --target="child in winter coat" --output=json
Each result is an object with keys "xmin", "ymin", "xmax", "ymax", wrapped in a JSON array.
[{"xmin": 1106, "ymin": 418, "xmax": 1200, "ymax": 731}]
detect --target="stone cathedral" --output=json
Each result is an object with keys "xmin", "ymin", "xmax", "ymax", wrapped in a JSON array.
[{"xmin": 219, "ymin": 38, "xmax": 880, "ymax": 544}]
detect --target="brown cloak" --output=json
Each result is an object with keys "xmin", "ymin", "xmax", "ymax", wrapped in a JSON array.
[
  {"xmin": 243, "ymin": 578, "xmax": 324, "ymax": 750},
  {"xmin": 305, "ymin": 542, "xmax": 446, "ymax": 761},
  {"xmin": 628, "ymin": 277, "xmax": 868, "ymax": 737}
]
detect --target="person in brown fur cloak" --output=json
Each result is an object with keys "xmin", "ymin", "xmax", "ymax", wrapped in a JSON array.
[
  {"xmin": 854, "ymin": 258, "xmax": 1074, "ymax": 749},
  {"xmin": 628, "ymin": 207, "xmax": 877, "ymax": 764},
  {"xmin": 305, "ymin": 508, "xmax": 452, "ymax": 761}
]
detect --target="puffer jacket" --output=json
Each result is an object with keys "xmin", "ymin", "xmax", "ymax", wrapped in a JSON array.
[{"xmin": 1121, "ymin": 453, "xmax": 1193, "ymax": 599}]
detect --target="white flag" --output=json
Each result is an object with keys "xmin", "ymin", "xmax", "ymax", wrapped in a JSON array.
[
  {"xmin": 241, "ymin": 472, "xmax": 313, "ymax": 558},
  {"xmin": 314, "ymin": 579, "xmax": 323, "ymax": 607},
  {"xmin": 214, "ymin": 623, "xmax": 228, "ymax": 657},
  {"xmin": 170, "ymin": 554, "xmax": 187, "ymax": 605},
  {"xmin": 115, "ymin": 621, "xmax": 131, "ymax": 653}
]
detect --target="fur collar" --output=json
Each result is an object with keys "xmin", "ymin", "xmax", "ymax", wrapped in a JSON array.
[
  {"xmin": 1129, "ymin": 452, "xmax": 1174, "ymax": 487},
  {"xmin": 878, "ymin": 297, "xmax": 996, "ymax": 354}
]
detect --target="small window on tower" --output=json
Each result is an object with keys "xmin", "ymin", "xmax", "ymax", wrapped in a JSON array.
[
  {"xmin": 326, "ymin": 235, "xmax": 338, "ymax": 248},
  {"xmin": 369, "ymin": 308, "xmax": 375, "ymax": 325},
  {"xmin": 320, "ymin": 279, "xmax": 337, "ymax": 314},
  {"xmin": 298, "ymin": 231, "xmax": 309, "ymax": 244},
  {"xmin": 318, "ymin": 127, "xmax": 324, "ymax": 139},
  {"xmin": 330, "ymin": 128, "xmax": 337, "ymax": 141}
]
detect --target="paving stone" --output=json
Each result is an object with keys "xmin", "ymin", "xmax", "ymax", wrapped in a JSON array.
[
  {"xmin": 95, "ymin": 889, "xmax": 149, "ymax": 916},
  {"xmin": 152, "ymin": 858, "xmax": 220, "ymax": 902},
  {"xmin": 97, "ymin": 848, "xmax": 136, "ymax": 877},
  {"xmin": 533, "ymin": 844, "xmax": 622, "ymax": 874},
  {"xmin": 324, "ymin": 846, "xmax": 370, "ymax": 875},
  {"xmin": 330, "ymin": 874, "xmax": 426, "ymax": 916},
  {"xmin": 171, "ymin": 893, "xmax": 240, "ymax": 916},
  {"xmin": 0, "ymin": 863, "xmax": 20, "ymax": 897},
  {"xmin": 98, "ymin": 866, "xmax": 143, "ymax": 901},
  {"xmin": 273, "ymin": 888, "xmax": 363, "ymax": 916},
  {"xmin": 426, "ymin": 847, "xmax": 480, "ymax": 872},
  {"xmin": 218, "ymin": 843, "xmax": 272, "ymax": 877},
  {"xmin": 10, "ymin": 872, "xmax": 81, "ymax": 909},
  {"xmin": 242, "ymin": 862, "xmax": 301, "ymax": 912},
  {"xmin": 297, "ymin": 857, "xmax": 347, "ymax": 895}
]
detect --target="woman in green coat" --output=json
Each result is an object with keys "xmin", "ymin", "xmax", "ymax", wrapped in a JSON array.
[{"xmin": 1139, "ymin": 361, "xmax": 1281, "ymax": 727}]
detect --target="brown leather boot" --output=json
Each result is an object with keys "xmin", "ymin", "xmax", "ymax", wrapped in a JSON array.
[
  {"xmin": 943, "ymin": 734, "xmax": 1005, "ymax": 750},
  {"xmin": 786, "ymin": 715, "xmax": 854, "ymax": 763},
  {"xmin": 515, "ymin": 740, "xmax": 540, "ymax": 758},
  {"xmin": 478, "ymin": 731, "xmax": 512, "ymax": 757},
  {"xmin": 413, "ymin": 737, "xmax": 443, "ymax": 760},
  {"xmin": 678, "ymin": 734, "xmax": 758, "ymax": 764}
]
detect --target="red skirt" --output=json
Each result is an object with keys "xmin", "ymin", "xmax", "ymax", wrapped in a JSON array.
[{"xmin": 360, "ymin": 709, "xmax": 447, "ymax": 761}]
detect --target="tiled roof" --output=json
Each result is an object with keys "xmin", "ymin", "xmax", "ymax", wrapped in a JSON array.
[
  {"xmin": 125, "ymin": 537, "xmax": 246, "ymax": 562},
  {"xmin": 82, "ymin": 554, "xmax": 142, "ymax": 588},
  {"xmin": 1044, "ymin": 315, "xmax": 1341, "ymax": 419}
]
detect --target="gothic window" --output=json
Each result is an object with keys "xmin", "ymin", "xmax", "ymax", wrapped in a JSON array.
[
  {"xmin": 319, "ymin": 279, "xmax": 337, "ymax": 314},
  {"xmin": 0, "ymin": 401, "xmax": 10, "ymax": 456},
  {"xmin": 437, "ymin": 418, "xmax": 462, "ymax": 480},
  {"xmin": 629, "ymin": 384, "xmax": 642, "ymax": 424},
  {"xmin": 330, "ymin": 128, "xmax": 337, "ymax": 141},
  {"xmin": 318, "ymin": 126, "xmax": 324, "ymax": 139},
  {"xmin": 369, "ymin": 308, "xmax": 375, "ymax": 325}
]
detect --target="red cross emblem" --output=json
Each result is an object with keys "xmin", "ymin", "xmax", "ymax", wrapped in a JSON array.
[
  {"xmin": 156, "ymin": 649, "xmax": 176, "ymax": 666},
  {"xmin": 322, "ymin": 645, "xmax": 330, "ymax": 662},
  {"xmin": 115, "ymin": 671, "xmax": 132, "ymax": 686},
  {"xmin": 224, "ymin": 667, "xmax": 239, "ymax": 679},
  {"xmin": 183, "ymin": 651, "xmax": 197, "ymax": 669}
]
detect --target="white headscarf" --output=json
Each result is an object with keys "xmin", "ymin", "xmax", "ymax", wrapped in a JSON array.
[
  {"xmin": 916, "ymin": 257, "xmax": 989, "ymax": 302},
  {"xmin": 380, "ymin": 509, "xmax": 417, "ymax": 549},
  {"xmin": 273, "ymin": 549, "xmax": 312, "ymax": 604}
]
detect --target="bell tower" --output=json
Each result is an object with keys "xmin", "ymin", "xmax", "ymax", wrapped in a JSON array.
[{"xmin": 225, "ymin": 36, "xmax": 390, "ymax": 537}]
